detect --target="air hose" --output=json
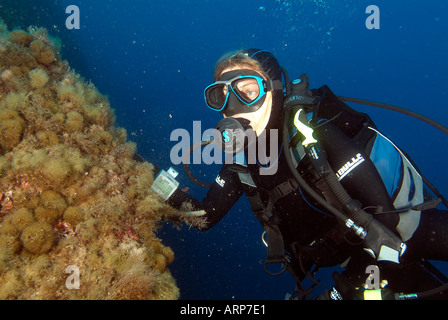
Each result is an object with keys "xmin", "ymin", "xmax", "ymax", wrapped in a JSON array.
[
  {"xmin": 182, "ymin": 139, "xmax": 213, "ymax": 188},
  {"xmin": 338, "ymin": 96, "xmax": 448, "ymax": 209},
  {"xmin": 338, "ymin": 96, "xmax": 448, "ymax": 136},
  {"xmin": 397, "ymin": 281, "xmax": 448, "ymax": 300}
]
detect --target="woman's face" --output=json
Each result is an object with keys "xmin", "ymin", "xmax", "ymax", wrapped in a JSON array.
[{"xmin": 220, "ymin": 66, "xmax": 272, "ymax": 136}]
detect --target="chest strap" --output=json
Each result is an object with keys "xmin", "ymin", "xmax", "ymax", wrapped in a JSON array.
[{"xmin": 248, "ymin": 179, "xmax": 298, "ymax": 223}]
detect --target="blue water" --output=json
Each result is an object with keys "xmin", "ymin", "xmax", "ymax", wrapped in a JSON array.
[{"xmin": 5, "ymin": 0, "xmax": 448, "ymax": 299}]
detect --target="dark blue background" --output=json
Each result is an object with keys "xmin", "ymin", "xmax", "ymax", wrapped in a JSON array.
[{"xmin": 3, "ymin": 0, "xmax": 447, "ymax": 299}]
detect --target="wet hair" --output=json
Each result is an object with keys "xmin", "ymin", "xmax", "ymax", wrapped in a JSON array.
[
  {"xmin": 213, "ymin": 49, "xmax": 282, "ymax": 83},
  {"xmin": 213, "ymin": 51, "xmax": 267, "ymax": 81}
]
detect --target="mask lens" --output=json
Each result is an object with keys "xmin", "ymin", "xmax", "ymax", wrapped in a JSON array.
[
  {"xmin": 205, "ymin": 84, "xmax": 228, "ymax": 110},
  {"xmin": 232, "ymin": 77, "xmax": 261, "ymax": 104}
]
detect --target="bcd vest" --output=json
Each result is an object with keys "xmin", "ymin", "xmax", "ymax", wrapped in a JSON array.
[{"xmin": 232, "ymin": 85, "xmax": 425, "ymax": 273}]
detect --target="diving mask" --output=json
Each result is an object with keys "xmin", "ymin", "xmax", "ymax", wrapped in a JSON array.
[{"xmin": 204, "ymin": 69, "xmax": 282, "ymax": 116}]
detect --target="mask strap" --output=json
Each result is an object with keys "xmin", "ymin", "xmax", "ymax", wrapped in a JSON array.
[{"xmin": 266, "ymin": 79, "xmax": 283, "ymax": 91}]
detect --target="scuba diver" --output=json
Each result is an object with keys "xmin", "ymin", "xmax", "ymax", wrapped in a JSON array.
[{"xmin": 152, "ymin": 48, "xmax": 448, "ymax": 300}]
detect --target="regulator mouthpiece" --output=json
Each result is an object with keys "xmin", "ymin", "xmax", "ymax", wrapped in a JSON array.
[{"xmin": 215, "ymin": 117, "xmax": 253, "ymax": 155}]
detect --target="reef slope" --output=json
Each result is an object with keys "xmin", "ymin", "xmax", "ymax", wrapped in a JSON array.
[{"xmin": 0, "ymin": 20, "xmax": 180, "ymax": 299}]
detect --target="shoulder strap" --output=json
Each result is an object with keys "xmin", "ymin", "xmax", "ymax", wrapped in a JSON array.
[{"xmin": 235, "ymin": 156, "xmax": 299, "ymax": 275}]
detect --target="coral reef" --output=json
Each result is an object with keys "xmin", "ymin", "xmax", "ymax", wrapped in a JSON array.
[{"xmin": 0, "ymin": 20, "xmax": 182, "ymax": 299}]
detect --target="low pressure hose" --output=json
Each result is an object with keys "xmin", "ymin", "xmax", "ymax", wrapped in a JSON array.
[
  {"xmin": 322, "ymin": 168, "xmax": 351, "ymax": 207},
  {"xmin": 182, "ymin": 139, "xmax": 214, "ymax": 188},
  {"xmin": 397, "ymin": 281, "xmax": 448, "ymax": 300},
  {"xmin": 322, "ymin": 169, "xmax": 373, "ymax": 228}
]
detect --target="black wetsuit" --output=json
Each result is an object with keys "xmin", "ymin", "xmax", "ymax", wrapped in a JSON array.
[{"xmin": 168, "ymin": 86, "xmax": 448, "ymax": 299}]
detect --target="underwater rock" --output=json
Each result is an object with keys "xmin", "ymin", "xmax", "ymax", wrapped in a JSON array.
[
  {"xmin": 8, "ymin": 30, "xmax": 33, "ymax": 47},
  {"xmin": 0, "ymin": 18, "xmax": 180, "ymax": 299},
  {"xmin": 63, "ymin": 206, "xmax": 84, "ymax": 226},
  {"xmin": 29, "ymin": 39, "xmax": 56, "ymax": 65},
  {"xmin": 28, "ymin": 68, "xmax": 49, "ymax": 88},
  {"xmin": 9, "ymin": 207, "xmax": 35, "ymax": 232},
  {"xmin": 0, "ymin": 109, "xmax": 26, "ymax": 152},
  {"xmin": 20, "ymin": 221, "xmax": 54, "ymax": 254}
]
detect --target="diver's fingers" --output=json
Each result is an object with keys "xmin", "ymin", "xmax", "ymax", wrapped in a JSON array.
[{"xmin": 183, "ymin": 210, "xmax": 206, "ymax": 216}]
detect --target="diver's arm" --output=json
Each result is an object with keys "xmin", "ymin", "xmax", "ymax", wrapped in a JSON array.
[{"xmin": 167, "ymin": 164, "xmax": 244, "ymax": 231}]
